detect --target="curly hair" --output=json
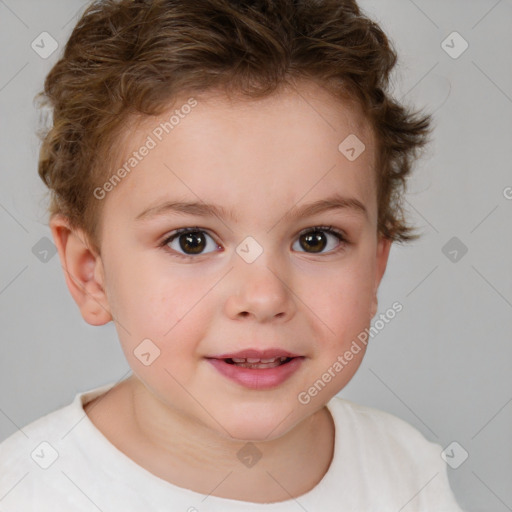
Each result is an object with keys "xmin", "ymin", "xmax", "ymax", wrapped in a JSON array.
[{"xmin": 37, "ymin": 0, "xmax": 432, "ymax": 254}]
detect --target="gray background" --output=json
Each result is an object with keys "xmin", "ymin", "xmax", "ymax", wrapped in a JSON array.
[{"xmin": 0, "ymin": 1, "xmax": 511, "ymax": 510}]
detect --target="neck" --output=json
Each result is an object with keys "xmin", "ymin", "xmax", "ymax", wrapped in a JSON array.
[{"xmin": 126, "ymin": 375, "xmax": 335, "ymax": 503}]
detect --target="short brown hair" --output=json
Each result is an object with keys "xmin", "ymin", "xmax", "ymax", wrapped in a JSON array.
[{"xmin": 37, "ymin": 0, "xmax": 432, "ymax": 253}]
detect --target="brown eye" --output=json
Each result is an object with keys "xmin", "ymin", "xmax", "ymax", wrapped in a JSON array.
[
  {"xmin": 292, "ymin": 227, "xmax": 346, "ymax": 254},
  {"xmin": 164, "ymin": 228, "xmax": 219, "ymax": 257},
  {"xmin": 179, "ymin": 231, "xmax": 206, "ymax": 254},
  {"xmin": 299, "ymin": 231, "xmax": 327, "ymax": 253}
]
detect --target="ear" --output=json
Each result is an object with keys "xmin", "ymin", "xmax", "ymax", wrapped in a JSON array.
[
  {"xmin": 370, "ymin": 235, "xmax": 392, "ymax": 318},
  {"xmin": 49, "ymin": 214, "xmax": 112, "ymax": 326}
]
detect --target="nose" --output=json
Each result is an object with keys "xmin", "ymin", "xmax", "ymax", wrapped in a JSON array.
[{"xmin": 224, "ymin": 253, "xmax": 296, "ymax": 323}]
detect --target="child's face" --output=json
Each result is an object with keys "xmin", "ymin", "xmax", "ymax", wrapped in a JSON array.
[{"xmin": 66, "ymin": 81, "xmax": 390, "ymax": 440}]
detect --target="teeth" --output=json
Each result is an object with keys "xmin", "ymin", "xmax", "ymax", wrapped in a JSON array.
[{"xmin": 228, "ymin": 356, "xmax": 289, "ymax": 364}]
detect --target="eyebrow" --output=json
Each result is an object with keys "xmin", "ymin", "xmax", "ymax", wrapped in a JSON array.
[{"xmin": 135, "ymin": 193, "xmax": 368, "ymax": 223}]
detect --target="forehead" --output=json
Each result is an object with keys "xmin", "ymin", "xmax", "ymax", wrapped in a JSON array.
[{"xmin": 105, "ymin": 81, "xmax": 377, "ymax": 225}]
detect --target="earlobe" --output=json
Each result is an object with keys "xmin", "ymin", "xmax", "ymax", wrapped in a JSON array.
[
  {"xmin": 49, "ymin": 214, "xmax": 112, "ymax": 326},
  {"xmin": 370, "ymin": 235, "xmax": 392, "ymax": 318}
]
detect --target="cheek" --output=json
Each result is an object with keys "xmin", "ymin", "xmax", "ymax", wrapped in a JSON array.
[
  {"xmin": 112, "ymin": 275, "xmax": 208, "ymax": 383},
  {"xmin": 103, "ymin": 254, "xmax": 174, "ymax": 324},
  {"xmin": 308, "ymin": 257, "xmax": 376, "ymax": 342},
  {"xmin": 115, "ymin": 268, "xmax": 216, "ymax": 358}
]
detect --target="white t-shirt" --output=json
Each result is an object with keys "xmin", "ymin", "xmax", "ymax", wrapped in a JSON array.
[{"xmin": 0, "ymin": 381, "xmax": 464, "ymax": 511}]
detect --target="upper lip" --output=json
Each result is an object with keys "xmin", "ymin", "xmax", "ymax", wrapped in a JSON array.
[{"xmin": 208, "ymin": 348, "xmax": 302, "ymax": 359}]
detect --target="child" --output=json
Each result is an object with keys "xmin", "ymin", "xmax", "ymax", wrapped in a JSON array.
[{"xmin": 0, "ymin": 0, "xmax": 465, "ymax": 510}]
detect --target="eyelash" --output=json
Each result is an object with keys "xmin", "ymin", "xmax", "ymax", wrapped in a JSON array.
[{"xmin": 159, "ymin": 225, "xmax": 349, "ymax": 260}]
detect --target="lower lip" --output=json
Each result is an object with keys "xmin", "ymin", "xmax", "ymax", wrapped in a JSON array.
[{"xmin": 206, "ymin": 357, "xmax": 304, "ymax": 390}]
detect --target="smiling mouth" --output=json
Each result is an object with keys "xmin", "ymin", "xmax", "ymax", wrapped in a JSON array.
[
  {"xmin": 223, "ymin": 356, "xmax": 293, "ymax": 369},
  {"xmin": 206, "ymin": 355, "xmax": 304, "ymax": 389}
]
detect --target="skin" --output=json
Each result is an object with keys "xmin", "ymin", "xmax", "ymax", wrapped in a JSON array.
[{"xmin": 50, "ymin": 80, "xmax": 392, "ymax": 503}]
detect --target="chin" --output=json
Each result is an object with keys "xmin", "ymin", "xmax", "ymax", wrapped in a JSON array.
[
  {"xmin": 222, "ymin": 423, "xmax": 286, "ymax": 443},
  {"xmin": 211, "ymin": 405, "xmax": 297, "ymax": 443}
]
